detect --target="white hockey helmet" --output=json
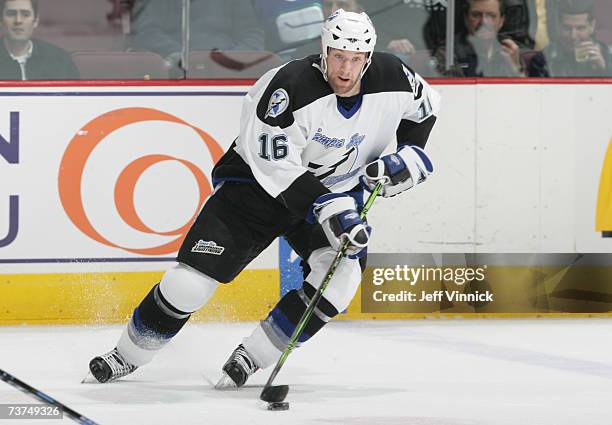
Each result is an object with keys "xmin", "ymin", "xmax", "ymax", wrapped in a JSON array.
[{"xmin": 320, "ymin": 9, "xmax": 377, "ymax": 81}]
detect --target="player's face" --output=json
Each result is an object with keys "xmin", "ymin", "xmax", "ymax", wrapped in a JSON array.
[
  {"xmin": 465, "ymin": 0, "xmax": 504, "ymax": 41},
  {"xmin": 1, "ymin": 0, "xmax": 38, "ymax": 42},
  {"xmin": 559, "ymin": 14, "xmax": 595, "ymax": 50},
  {"xmin": 325, "ymin": 48, "xmax": 367, "ymax": 96}
]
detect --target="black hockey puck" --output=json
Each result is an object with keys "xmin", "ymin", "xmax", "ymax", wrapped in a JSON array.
[{"xmin": 267, "ymin": 401, "xmax": 289, "ymax": 411}]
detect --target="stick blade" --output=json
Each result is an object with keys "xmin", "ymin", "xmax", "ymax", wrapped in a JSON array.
[{"xmin": 260, "ymin": 385, "xmax": 289, "ymax": 402}]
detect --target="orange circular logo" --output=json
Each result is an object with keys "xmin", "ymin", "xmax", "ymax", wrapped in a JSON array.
[{"xmin": 58, "ymin": 107, "xmax": 224, "ymax": 255}]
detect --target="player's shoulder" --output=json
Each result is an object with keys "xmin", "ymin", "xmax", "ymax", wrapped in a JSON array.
[
  {"xmin": 256, "ymin": 55, "xmax": 332, "ymax": 127},
  {"xmin": 363, "ymin": 52, "xmax": 418, "ymax": 95},
  {"xmin": 267, "ymin": 55, "xmax": 332, "ymax": 109}
]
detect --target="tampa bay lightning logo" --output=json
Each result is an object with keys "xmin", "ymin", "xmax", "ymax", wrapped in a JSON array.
[
  {"xmin": 265, "ymin": 88, "xmax": 289, "ymax": 119},
  {"xmin": 347, "ymin": 133, "xmax": 365, "ymax": 149}
]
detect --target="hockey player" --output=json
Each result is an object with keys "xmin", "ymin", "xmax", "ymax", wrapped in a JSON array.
[{"xmin": 88, "ymin": 9, "xmax": 440, "ymax": 388}]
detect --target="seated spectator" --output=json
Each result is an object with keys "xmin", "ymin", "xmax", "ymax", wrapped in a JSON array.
[
  {"xmin": 436, "ymin": 0, "xmax": 524, "ymax": 77},
  {"xmin": 456, "ymin": 0, "xmax": 539, "ymax": 49},
  {"xmin": 0, "ymin": 0, "xmax": 78, "ymax": 80},
  {"xmin": 465, "ymin": 0, "xmax": 536, "ymax": 49},
  {"xmin": 528, "ymin": 0, "xmax": 612, "ymax": 77},
  {"xmin": 127, "ymin": 0, "xmax": 264, "ymax": 67}
]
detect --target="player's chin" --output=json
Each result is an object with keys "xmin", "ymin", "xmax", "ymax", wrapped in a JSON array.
[{"xmin": 332, "ymin": 79, "xmax": 355, "ymax": 94}]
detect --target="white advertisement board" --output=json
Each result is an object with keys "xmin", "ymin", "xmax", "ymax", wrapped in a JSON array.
[
  {"xmin": 0, "ymin": 85, "xmax": 282, "ymax": 273},
  {"xmin": 368, "ymin": 82, "xmax": 612, "ymax": 254}
]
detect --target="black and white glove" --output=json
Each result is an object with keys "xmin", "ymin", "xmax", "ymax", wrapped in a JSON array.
[
  {"xmin": 308, "ymin": 193, "xmax": 372, "ymax": 257},
  {"xmin": 360, "ymin": 145, "xmax": 433, "ymax": 198}
]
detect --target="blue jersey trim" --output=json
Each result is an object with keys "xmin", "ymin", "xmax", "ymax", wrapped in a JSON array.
[{"xmin": 336, "ymin": 91, "xmax": 363, "ymax": 119}]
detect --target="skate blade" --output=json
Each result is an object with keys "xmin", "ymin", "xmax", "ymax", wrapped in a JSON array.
[
  {"xmin": 214, "ymin": 372, "xmax": 238, "ymax": 390},
  {"xmin": 81, "ymin": 372, "xmax": 97, "ymax": 384}
]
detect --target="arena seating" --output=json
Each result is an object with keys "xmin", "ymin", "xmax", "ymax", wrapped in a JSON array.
[
  {"xmin": 71, "ymin": 51, "xmax": 168, "ymax": 79},
  {"xmin": 35, "ymin": 0, "xmax": 124, "ymax": 52}
]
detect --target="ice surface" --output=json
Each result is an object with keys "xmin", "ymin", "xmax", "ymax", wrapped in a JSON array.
[{"xmin": 1, "ymin": 319, "xmax": 611, "ymax": 425}]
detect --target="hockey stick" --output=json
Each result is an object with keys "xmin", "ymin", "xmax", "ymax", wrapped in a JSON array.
[
  {"xmin": 260, "ymin": 181, "xmax": 384, "ymax": 403},
  {"xmin": 0, "ymin": 368, "xmax": 100, "ymax": 425}
]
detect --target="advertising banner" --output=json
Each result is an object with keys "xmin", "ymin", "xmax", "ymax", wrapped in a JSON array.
[{"xmin": 0, "ymin": 86, "xmax": 285, "ymax": 273}]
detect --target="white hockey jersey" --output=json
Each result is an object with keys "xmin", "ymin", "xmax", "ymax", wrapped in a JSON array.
[{"xmin": 212, "ymin": 52, "xmax": 441, "ymax": 219}]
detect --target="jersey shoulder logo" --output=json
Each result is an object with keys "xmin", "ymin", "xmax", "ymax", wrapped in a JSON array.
[
  {"xmin": 191, "ymin": 240, "xmax": 225, "ymax": 255},
  {"xmin": 265, "ymin": 88, "xmax": 290, "ymax": 119}
]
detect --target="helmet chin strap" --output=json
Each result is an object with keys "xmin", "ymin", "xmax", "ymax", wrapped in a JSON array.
[
  {"xmin": 359, "ymin": 53, "xmax": 373, "ymax": 80},
  {"xmin": 321, "ymin": 53, "xmax": 329, "ymax": 82}
]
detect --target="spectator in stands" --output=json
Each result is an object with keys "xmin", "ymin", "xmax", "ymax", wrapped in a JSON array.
[
  {"xmin": 0, "ymin": 0, "xmax": 78, "ymax": 80},
  {"xmin": 528, "ymin": 0, "xmax": 612, "ymax": 76},
  {"xmin": 469, "ymin": 0, "xmax": 537, "ymax": 49},
  {"xmin": 127, "ymin": 0, "xmax": 264, "ymax": 68},
  {"xmin": 436, "ymin": 0, "xmax": 524, "ymax": 77}
]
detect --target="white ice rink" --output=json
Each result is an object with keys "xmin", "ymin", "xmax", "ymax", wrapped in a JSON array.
[{"xmin": 1, "ymin": 319, "xmax": 611, "ymax": 425}]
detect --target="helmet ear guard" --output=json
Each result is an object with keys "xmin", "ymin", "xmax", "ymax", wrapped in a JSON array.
[{"xmin": 320, "ymin": 9, "xmax": 377, "ymax": 81}]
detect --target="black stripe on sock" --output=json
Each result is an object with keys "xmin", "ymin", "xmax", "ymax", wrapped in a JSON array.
[
  {"xmin": 277, "ymin": 289, "xmax": 329, "ymax": 337},
  {"xmin": 136, "ymin": 284, "xmax": 190, "ymax": 336},
  {"xmin": 302, "ymin": 281, "xmax": 340, "ymax": 318}
]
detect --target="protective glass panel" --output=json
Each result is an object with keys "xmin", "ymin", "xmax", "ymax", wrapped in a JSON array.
[{"xmin": 1, "ymin": 0, "xmax": 611, "ymax": 81}]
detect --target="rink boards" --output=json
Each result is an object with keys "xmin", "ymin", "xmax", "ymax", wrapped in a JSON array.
[{"xmin": 1, "ymin": 79, "xmax": 612, "ymax": 323}]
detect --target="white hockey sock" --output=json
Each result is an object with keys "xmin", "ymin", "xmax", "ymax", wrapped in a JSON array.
[
  {"xmin": 242, "ymin": 323, "xmax": 283, "ymax": 369},
  {"xmin": 116, "ymin": 325, "xmax": 157, "ymax": 367}
]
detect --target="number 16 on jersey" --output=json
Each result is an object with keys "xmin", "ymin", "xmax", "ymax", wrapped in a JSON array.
[{"xmin": 258, "ymin": 134, "xmax": 288, "ymax": 161}]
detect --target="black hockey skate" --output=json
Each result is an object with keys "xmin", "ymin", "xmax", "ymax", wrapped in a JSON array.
[
  {"xmin": 88, "ymin": 348, "xmax": 137, "ymax": 383},
  {"xmin": 215, "ymin": 344, "xmax": 259, "ymax": 389}
]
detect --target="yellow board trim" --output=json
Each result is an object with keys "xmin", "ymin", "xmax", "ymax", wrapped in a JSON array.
[
  {"xmin": 596, "ymin": 138, "xmax": 612, "ymax": 231},
  {"xmin": 1, "ymin": 270, "xmax": 611, "ymax": 325},
  {"xmin": 0, "ymin": 270, "xmax": 279, "ymax": 325}
]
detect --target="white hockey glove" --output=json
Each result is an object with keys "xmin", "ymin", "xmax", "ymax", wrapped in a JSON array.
[
  {"xmin": 360, "ymin": 145, "xmax": 433, "ymax": 198},
  {"xmin": 308, "ymin": 193, "xmax": 372, "ymax": 257}
]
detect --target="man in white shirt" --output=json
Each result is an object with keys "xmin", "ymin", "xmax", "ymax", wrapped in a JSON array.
[{"xmin": 0, "ymin": 0, "xmax": 78, "ymax": 80}]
